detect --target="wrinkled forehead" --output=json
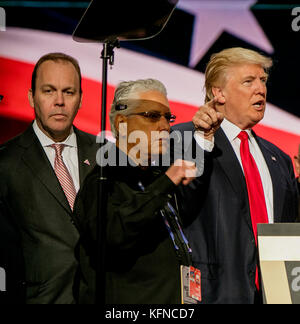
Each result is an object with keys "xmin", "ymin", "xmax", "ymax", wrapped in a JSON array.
[{"xmin": 117, "ymin": 99, "xmax": 171, "ymax": 113}]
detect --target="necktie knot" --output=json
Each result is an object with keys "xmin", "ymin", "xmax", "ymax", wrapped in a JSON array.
[
  {"xmin": 238, "ymin": 131, "xmax": 249, "ymax": 142},
  {"xmin": 51, "ymin": 144, "xmax": 65, "ymax": 156}
]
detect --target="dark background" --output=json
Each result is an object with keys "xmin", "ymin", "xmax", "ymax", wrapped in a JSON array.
[{"xmin": 1, "ymin": 0, "xmax": 300, "ymax": 119}]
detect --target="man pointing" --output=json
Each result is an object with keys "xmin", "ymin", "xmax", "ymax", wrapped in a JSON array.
[{"xmin": 174, "ymin": 47, "xmax": 299, "ymax": 304}]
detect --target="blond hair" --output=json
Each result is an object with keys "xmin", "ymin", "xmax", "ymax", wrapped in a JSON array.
[{"xmin": 204, "ymin": 47, "xmax": 273, "ymax": 103}]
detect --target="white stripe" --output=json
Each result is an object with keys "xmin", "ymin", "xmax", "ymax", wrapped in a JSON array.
[{"xmin": 0, "ymin": 27, "xmax": 299, "ymax": 135}]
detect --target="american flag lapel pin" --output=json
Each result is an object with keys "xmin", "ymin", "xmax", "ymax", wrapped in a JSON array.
[{"xmin": 84, "ymin": 159, "xmax": 90, "ymax": 166}]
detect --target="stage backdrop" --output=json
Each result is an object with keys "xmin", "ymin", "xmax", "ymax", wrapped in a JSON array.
[{"xmin": 0, "ymin": 1, "xmax": 299, "ymax": 174}]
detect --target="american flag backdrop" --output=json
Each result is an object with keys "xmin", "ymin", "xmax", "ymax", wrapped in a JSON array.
[{"xmin": 0, "ymin": 0, "xmax": 299, "ymax": 172}]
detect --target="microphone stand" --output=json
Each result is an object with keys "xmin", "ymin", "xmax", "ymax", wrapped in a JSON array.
[{"xmin": 96, "ymin": 40, "xmax": 120, "ymax": 305}]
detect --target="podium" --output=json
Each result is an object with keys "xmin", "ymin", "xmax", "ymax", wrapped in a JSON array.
[{"xmin": 258, "ymin": 223, "xmax": 300, "ymax": 304}]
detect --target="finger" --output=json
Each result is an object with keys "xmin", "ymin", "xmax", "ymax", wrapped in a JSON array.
[
  {"xmin": 206, "ymin": 99, "xmax": 216, "ymax": 111},
  {"xmin": 206, "ymin": 108, "xmax": 219, "ymax": 126},
  {"xmin": 193, "ymin": 119, "xmax": 213, "ymax": 131},
  {"xmin": 182, "ymin": 176, "xmax": 195, "ymax": 186},
  {"xmin": 216, "ymin": 112, "xmax": 225, "ymax": 124},
  {"xmin": 183, "ymin": 166, "xmax": 197, "ymax": 179},
  {"xmin": 182, "ymin": 160, "xmax": 196, "ymax": 168},
  {"xmin": 194, "ymin": 109, "xmax": 215, "ymax": 124}
]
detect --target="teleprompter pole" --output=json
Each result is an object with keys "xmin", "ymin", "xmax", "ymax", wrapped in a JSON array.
[{"xmin": 96, "ymin": 40, "xmax": 119, "ymax": 305}]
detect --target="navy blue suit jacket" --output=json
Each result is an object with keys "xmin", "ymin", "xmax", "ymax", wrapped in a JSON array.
[{"xmin": 173, "ymin": 122, "xmax": 299, "ymax": 304}]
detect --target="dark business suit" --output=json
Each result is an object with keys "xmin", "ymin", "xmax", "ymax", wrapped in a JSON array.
[
  {"xmin": 0, "ymin": 125, "xmax": 98, "ymax": 304},
  {"xmin": 0, "ymin": 198, "xmax": 25, "ymax": 304},
  {"xmin": 173, "ymin": 122, "xmax": 299, "ymax": 304}
]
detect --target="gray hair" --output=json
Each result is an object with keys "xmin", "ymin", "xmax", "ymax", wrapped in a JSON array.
[{"xmin": 109, "ymin": 78, "xmax": 168, "ymax": 136}]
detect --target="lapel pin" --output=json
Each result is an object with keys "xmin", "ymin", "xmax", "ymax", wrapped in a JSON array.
[
  {"xmin": 271, "ymin": 156, "xmax": 277, "ymax": 162},
  {"xmin": 84, "ymin": 159, "xmax": 91, "ymax": 166}
]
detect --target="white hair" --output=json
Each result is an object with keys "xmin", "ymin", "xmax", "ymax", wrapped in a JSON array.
[{"xmin": 109, "ymin": 78, "xmax": 168, "ymax": 136}]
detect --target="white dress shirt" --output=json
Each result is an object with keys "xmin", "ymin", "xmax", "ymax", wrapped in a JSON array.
[
  {"xmin": 194, "ymin": 118, "xmax": 274, "ymax": 223},
  {"xmin": 33, "ymin": 120, "xmax": 80, "ymax": 193}
]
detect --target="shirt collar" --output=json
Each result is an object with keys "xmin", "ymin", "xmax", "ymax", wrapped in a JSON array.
[
  {"xmin": 221, "ymin": 118, "xmax": 252, "ymax": 143},
  {"xmin": 32, "ymin": 120, "xmax": 77, "ymax": 148}
]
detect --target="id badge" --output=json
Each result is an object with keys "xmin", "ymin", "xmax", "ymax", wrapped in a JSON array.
[{"xmin": 180, "ymin": 265, "xmax": 202, "ymax": 304}]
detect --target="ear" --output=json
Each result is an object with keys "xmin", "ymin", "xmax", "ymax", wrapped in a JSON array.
[
  {"xmin": 212, "ymin": 87, "xmax": 226, "ymax": 105},
  {"xmin": 28, "ymin": 89, "xmax": 34, "ymax": 108},
  {"xmin": 79, "ymin": 93, "xmax": 83, "ymax": 109},
  {"xmin": 115, "ymin": 115, "xmax": 128, "ymax": 137}
]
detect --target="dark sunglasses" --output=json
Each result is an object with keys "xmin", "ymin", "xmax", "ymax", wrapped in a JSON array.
[{"xmin": 126, "ymin": 111, "xmax": 176, "ymax": 123}]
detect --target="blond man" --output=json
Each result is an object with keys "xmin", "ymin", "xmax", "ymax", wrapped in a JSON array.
[{"xmin": 173, "ymin": 47, "xmax": 299, "ymax": 304}]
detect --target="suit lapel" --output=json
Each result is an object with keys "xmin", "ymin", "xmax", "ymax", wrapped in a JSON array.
[
  {"xmin": 19, "ymin": 127, "xmax": 72, "ymax": 215},
  {"xmin": 214, "ymin": 129, "xmax": 252, "ymax": 229},
  {"xmin": 214, "ymin": 129, "xmax": 248, "ymax": 198},
  {"xmin": 254, "ymin": 134, "xmax": 284, "ymax": 223}
]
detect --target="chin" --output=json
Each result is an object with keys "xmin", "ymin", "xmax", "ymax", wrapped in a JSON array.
[
  {"xmin": 50, "ymin": 123, "xmax": 72, "ymax": 133},
  {"xmin": 250, "ymin": 112, "xmax": 265, "ymax": 126}
]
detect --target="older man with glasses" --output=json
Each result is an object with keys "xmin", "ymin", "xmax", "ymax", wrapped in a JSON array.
[{"xmin": 73, "ymin": 78, "xmax": 199, "ymax": 304}]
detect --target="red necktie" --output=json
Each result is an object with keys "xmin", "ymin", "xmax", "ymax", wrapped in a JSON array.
[
  {"xmin": 51, "ymin": 144, "xmax": 77, "ymax": 211},
  {"xmin": 238, "ymin": 131, "xmax": 268, "ymax": 290}
]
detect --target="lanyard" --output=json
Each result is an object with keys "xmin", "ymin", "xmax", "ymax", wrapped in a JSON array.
[{"xmin": 138, "ymin": 181, "xmax": 192, "ymax": 254}]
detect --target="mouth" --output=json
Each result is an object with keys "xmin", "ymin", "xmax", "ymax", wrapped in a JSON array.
[
  {"xmin": 51, "ymin": 114, "xmax": 68, "ymax": 120},
  {"xmin": 252, "ymin": 100, "xmax": 265, "ymax": 111}
]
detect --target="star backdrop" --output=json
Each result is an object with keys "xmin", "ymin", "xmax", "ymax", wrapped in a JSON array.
[{"xmin": 0, "ymin": 0, "xmax": 299, "ymax": 171}]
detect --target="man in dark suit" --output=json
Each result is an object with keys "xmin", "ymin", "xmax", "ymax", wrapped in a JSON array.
[
  {"xmin": 0, "ymin": 53, "xmax": 98, "ymax": 304},
  {"xmin": 173, "ymin": 47, "xmax": 299, "ymax": 304}
]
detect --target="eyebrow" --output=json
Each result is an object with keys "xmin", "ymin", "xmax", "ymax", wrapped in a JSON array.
[
  {"xmin": 242, "ymin": 74, "xmax": 268, "ymax": 80},
  {"xmin": 41, "ymin": 84, "xmax": 77, "ymax": 91}
]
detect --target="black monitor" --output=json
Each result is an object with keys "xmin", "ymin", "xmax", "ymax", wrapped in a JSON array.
[{"xmin": 72, "ymin": 0, "xmax": 179, "ymax": 43}]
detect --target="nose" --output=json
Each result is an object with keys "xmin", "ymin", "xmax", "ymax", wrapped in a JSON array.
[
  {"xmin": 54, "ymin": 91, "xmax": 65, "ymax": 106},
  {"xmin": 255, "ymin": 79, "xmax": 267, "ymax": 97}
]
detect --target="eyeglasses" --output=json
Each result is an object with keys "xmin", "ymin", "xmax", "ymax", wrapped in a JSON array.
[{"xmin": 126, "ymin": 111, "xmax": 176, "ymax": 123}]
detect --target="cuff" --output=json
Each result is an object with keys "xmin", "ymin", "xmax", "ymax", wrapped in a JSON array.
[{"xmin": 194, "ymin": 131, "xmax": 215, "ymax": 152}]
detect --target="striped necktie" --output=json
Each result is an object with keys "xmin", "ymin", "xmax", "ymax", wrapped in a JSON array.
[{"xmin": 51, "ymin": 144, "xmax": 77, "ymax": 211}]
